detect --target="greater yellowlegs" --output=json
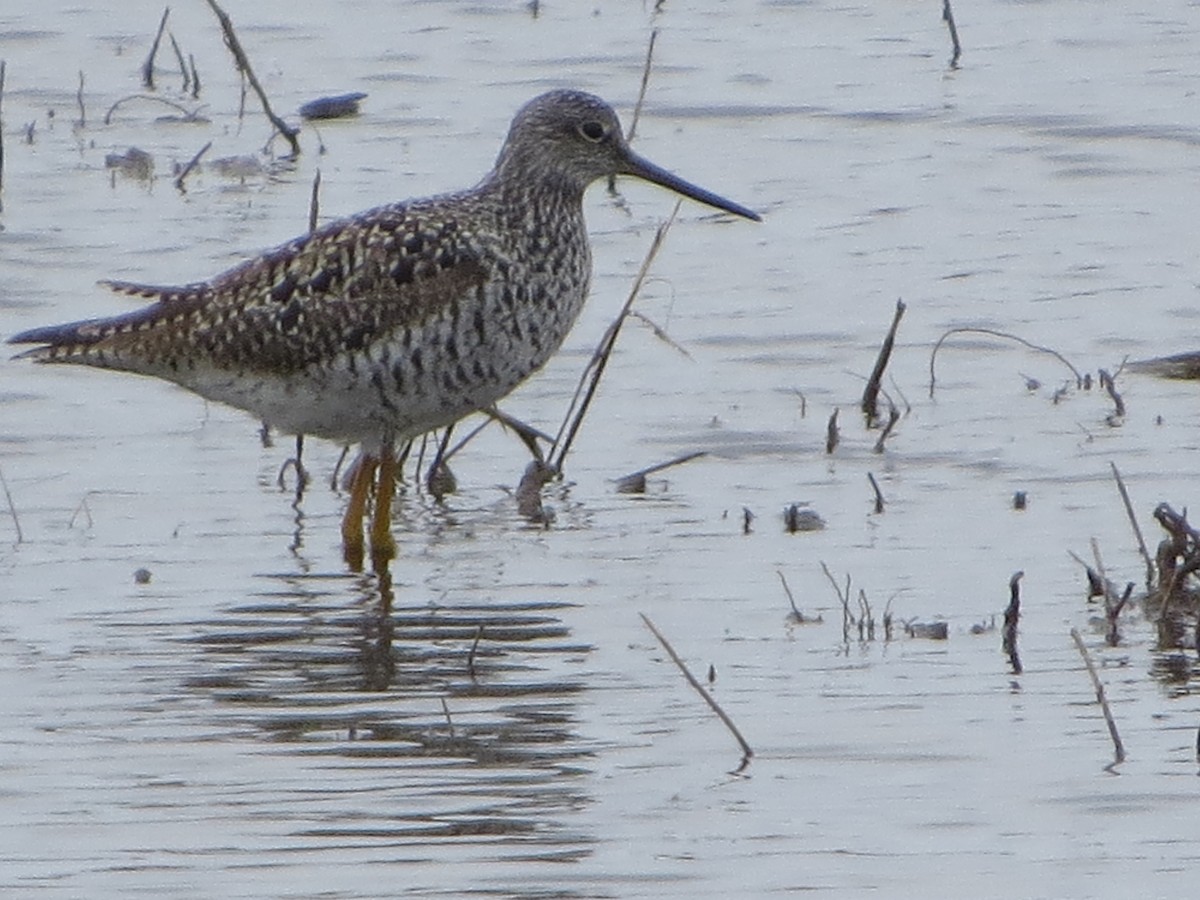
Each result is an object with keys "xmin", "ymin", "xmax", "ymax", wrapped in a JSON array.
[{"xmin": 10, "ymin": 89, "xmax": 760, "ymax": 566}]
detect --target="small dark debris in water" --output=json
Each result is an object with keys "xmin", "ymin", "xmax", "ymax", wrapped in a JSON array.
[
  {"xmin": 133, "ymin": 567, "xmax": 152, "ymax": 585},
  {"xmin": 1013, "ymin": 491, "xmax": 1027, "ymax": 511},
  {"xmin": 905, "ymin": 621, "xmax": 949, "ymax": 640},
  {"xmin": 970, "ymin": 615, "xmax": 996, "ymax": 635},
  {"xmin": 105, "ymin": 147, "xmax": 153, "ymax": 180},
  {"xmin": 515, "ymin": 459, "xmax": 555, "ymax": 525},
  {"xmin": 783, "ymin": 504, "xmax": 825, "ymax": 533},
  {"xmin": 299, "ymin": 92, "xmax": 368, "ymax": 120}
]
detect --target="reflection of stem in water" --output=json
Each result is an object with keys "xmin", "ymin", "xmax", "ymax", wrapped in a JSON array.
[{"xmin": 359, "ymin": 563, "xmax": 395, "ymax": 692}]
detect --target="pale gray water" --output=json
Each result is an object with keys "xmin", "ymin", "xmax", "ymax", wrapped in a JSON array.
[{"xmin": 2, "ymin": 1, "xmax": 1200, "ymax": 897}]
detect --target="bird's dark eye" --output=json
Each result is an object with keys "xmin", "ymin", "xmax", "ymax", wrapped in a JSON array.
[{"xmin": 578, "ymin": 120, "xmax": 606, "ymax": 142}]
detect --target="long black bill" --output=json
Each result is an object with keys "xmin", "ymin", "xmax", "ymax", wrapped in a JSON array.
[{"xmin": 621, "ymin": 149, "xmax": 761, "ymax": 222}]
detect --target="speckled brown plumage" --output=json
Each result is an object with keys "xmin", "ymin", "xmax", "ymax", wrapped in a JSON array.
[{"xmin": 11, "ymin": 90, "xmax": 759, "ymax": 457}]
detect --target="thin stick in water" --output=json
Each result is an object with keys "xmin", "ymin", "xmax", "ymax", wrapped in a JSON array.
[
  {"xmin": 174, "ymin": 139, "xmax": 212, "ymax": 193},
  {"xmin": 1070, "ymin": 627, "xmax": 1126, "ymax": 766},
  {"xmin": 1108, "ymin": 462, "xmax": 1152, "ymax": 589},
  {"xmin": 1002, "ymin": 570, "xmax": 1023, "ymax": 675},
  {"xmin": 639, "ymin": 612, "xmax": 753, "ymax": 773},
  {"xmin": 205, "ymin": 0, "xmax": 301, "ymax": 157},
  {"xmin": 942, "ymin": 0, "xmax": 962, "ymax": 68},
  {"xmin": 549, "ymin": 202, "xmax": 678, "ymax": 471},
  {"xmin": 308, "ymin": 169, "xmax": 321, "ymax": 233},
  {"xmin": 867, "ymin": 471, "xmax": 885, "ymax": 513},
  {"xmin": 862, "ymin": 298, "xmax": 905, "ymax": 426},
  {"xmin": 169, "ymin": 32, "xmax": 189, "ymax": 94},
  {"xmin": 626, "ymin": 29, "xmax": 658, "ymax": 142},
  {"xmin": 142, "ymin": 7, "xmax": 170, "ymax": 90}
]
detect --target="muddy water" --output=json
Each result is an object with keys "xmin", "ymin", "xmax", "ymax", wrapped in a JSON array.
[{"xmin": 3, "ymin": 1, "xmax": 1200, "ymax": 897}]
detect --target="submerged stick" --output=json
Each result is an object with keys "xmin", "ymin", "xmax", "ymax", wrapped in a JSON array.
[
  {"xmin": 205, "ymin": 0, "xmax": 300, "ymax": 157},
  {"xmin": 862, "ymin": 298, "xmax": 905, "ymax": 426},
  {"xmin": 142, "ymin": 7, "xmax": 170, "ymax": 90},
  {"xmin": 942, "ymin": 0, "xmax": 962, "ymax": 68},
  {"xmin": 639, "ymin": 612, "xmax": 753, "ymax": 772},
  {"xmin": 549, "ymin": 203, "xmax": 678, "ymax": 471},
  {"xmin": 1070, "ymin": 628, "xmax": 1126, "ymax": 766}
]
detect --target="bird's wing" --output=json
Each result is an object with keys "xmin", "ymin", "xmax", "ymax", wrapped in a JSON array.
[{"xmin": 10, "ymin": 199, "xmax": 491, "ymax": 376}]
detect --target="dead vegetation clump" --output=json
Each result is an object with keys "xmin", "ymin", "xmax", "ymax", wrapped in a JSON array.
[{"xmin": 1144, "ymin": 503, "xmax": 1200, "ymax": 650}]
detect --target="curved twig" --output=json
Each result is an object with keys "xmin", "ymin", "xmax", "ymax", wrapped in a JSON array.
[
  {"xmin": 104, "ymin": 93, "xmax": 203, "ymax": 125},
  {"xmin": 928, "ymin": 327, "xmax": 1084, "ymax": 398}
]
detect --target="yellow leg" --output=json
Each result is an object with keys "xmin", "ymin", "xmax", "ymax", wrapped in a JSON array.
[
  {"xmin": 369, "ymin": 449, "xmax": 398, "ymax": 569},
  {"xmin": 342, "ymin": 453, "xmax": 377, "ymax": 570}
]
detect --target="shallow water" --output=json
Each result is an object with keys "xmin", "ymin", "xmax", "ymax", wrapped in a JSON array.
[{"xmin": 2, "ymin": 1, "xmax": 1200, "ymax": 897}]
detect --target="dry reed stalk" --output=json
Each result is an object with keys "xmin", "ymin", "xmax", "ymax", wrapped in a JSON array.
[
  {"xmin": 639, "ymin": 612, "xmax": 753, "ymax": 773},
  {"xmin": 548, "ymin": 202, "xmax": 678, "ymax": 472}
]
